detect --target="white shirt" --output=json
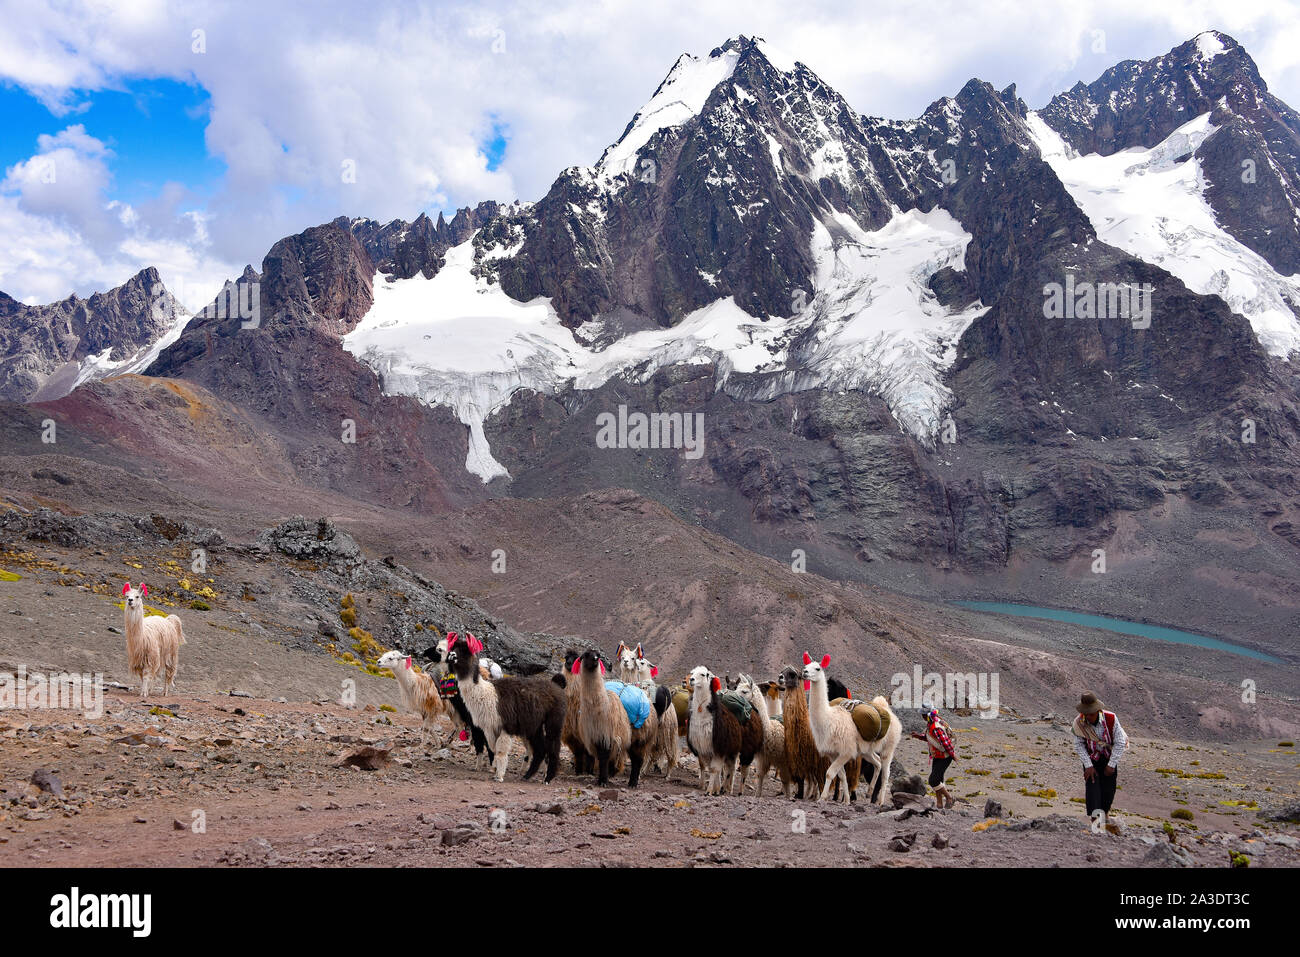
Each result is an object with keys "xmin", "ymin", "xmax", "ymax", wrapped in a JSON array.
[{"xmin": 1073, "ymin": 712, "xmax": 1127, "ymax": 769}]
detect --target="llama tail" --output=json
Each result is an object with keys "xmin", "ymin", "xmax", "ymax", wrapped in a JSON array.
[
  {"xmin": 177, "ymin": 618, "xmax": 188, "ymax": 645},
  {"xmin": 653, "ymin": 684, "xmax": 672, "ymax": 717}
]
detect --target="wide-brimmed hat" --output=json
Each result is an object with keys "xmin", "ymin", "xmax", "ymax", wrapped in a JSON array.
[{"xmin": 1076, "ymin": 692, "xmax": 1104, "ymax": 715}]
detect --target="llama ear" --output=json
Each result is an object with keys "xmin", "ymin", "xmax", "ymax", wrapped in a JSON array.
[
  {"xmin": 710, "ymin": 676, "xmax": 720, "ymax": 693},
  {"xmin": 571, "ymin": 658, "xmax": 581, "ymax": 675},
  {"xmin": 616, "ymin": 642, "xmax": 626, "ymax": 656},
  {"xmin": 405, "ymin": 657, "xmax": 412, "ymax": 670},
  {"xmin": 636, "ymin": 643, "xmax": 644, "ymax": 658},
  {"xmin": 650, "ymin": 666, "xmax": 658, "ymax": 678},
  {"xmin": 122, "ymin": 582, "xmax": 131, "ymax": 595},
  {"xmin": 820, "ymin": 655, "xmax": 830, "ymax": 669},
  {"xmin": 467, "ymin": 635, "xmax": 483, "ymax": 655},
  {"xmin": 598, "ymin": 660, "xmax": 605, "ymax": 676},
  {"xmin": 446, "ymin": 633, "xmax": 458, "ymax": 650},
  {"xmin": 802, "ymin": 651, "xmax": 812, "ymax": 665},
  {"xmin": 140, "ymin": 583, "xmax": 148, "ymax": 597}
]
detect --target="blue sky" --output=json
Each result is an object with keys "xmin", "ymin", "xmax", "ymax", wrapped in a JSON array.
[{"xmin": 2, "ymin": 0, "xmax": 1297, "ymax": 308}]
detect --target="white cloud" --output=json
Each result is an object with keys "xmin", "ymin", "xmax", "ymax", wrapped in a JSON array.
[
  {"xmin": 0, "ymin": 122, "xmax": 236, "ymax": 308},
  {"xmin": 0, "ymin": 0, "xmax": 1296, "ymax": 305}
]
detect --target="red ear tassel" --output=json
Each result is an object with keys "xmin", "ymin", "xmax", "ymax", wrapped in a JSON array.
[
  {"xmin": 820, "ymin": 654, "xmax": 830, "ymax": 669},
  {"xmin": 122, "ymin": 582, "xmax": 131, "ymax": 595},
  {"xmin": 598, "ymin": 660, "xmax": 605, "ymax": 676},
  {"xmin": 710, "ymin": 676, "xmax": 720, "ymax": 693},
  {"xmin": 446, "ymin": 633, "xmax": 458, "ymax": 650},
  {"xmin": 140, "ymin": 583, "xmax": 148, "ymax": 597},
  {"xmin": 571, "ymin": 658, "xmax": 581, "ymax": 674},
  {"xmin": 405, "ymin": 657, "xmax": 412, "ymax": 670},
  {"xmin": 802, "ymin": 651, "xmax": 812, "ymax": 665},
  {"xmin": 650, "ymin": 666, "xmax": 658, "ymax": 678}
]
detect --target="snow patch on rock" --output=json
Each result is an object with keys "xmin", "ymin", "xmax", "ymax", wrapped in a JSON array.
[{"xmin": 1028, "ymin": 110, "xmax": 1300, "ymax": 357}]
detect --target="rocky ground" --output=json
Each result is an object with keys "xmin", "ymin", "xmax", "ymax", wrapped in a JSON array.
[
  {"xmin": 1, "ymin": 690, "xmax": 1296, "ymax": 868},
  {"xmin": 1, "ymin": 504, "xmax": 1297, "ymax": 868}
]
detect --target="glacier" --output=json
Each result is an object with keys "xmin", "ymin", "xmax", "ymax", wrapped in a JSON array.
[
  {"xmin": 1027, "ymin": 110, "xmax": 1300, "ymax": 358},
  {"xmin": 342, "ymin": 207, "xmax": 987, "ymax": 483}
]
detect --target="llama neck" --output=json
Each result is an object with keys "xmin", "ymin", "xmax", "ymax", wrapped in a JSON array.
[
  {"xmin": 124, "ymin": 606, "xmax": 145, "ymax": 645},
  {"xmin": 392, "ymin": 662, "xmax": 420, "ymax": 696},
  {"xmin": 746, "ymin": 688, "xmax": 768, "ymax": 727},
  {"xmin": 807, "ymin": 677, "xmax": 831, "ymax": 720},
  {"xmin": 783, "ymin": 684, "xmax": 807, "ymax": 724},
  {"xmin": 456, "ymin": 667, "xmax": 496, "ymax": 723},
  {"xmin": 576, "ymin": 667, "xmax": 605, "ymax": 703}
]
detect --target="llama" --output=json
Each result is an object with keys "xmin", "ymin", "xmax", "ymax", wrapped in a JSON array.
[
  {"xmin": 801, "ymin": 652, "xmax": 901, "ymax": 805},
  {"xmin": 420, "ymin": 635, "xmax": 494, "ymax": 768},
  {"xmin": 725, "ymin": 679, "xmax": 765, "ymax": 796},
  {"xmin": 705, "ymin": 675, "xmax": 744, "ymax": 796},
  {"xmin": 685, "ymin": 666, "xmax": 717, "ymax": 789},
  {"xmin": 572, "ymin": 649, "xmax": 659, "ymax": 787},
  {"xmin": 736, "ymin": 673, "xmax": 790, "ymax": 798},
  {"xmin": 777, "ymin": 665, "xmax": 829, "ymax": 800},
  {"xmin": 121, "ymin": 582, "xmax": 185, "ymax": 699},
  {"xmin": 557, "ymin": 649, "xmax": 593, "ymax": 775},
  {"xmin": 445, "ymin": 633, "xmax": 566, "ymax": 783},
  {"xmin": 376, "ymin": 650, "xmax": 446, "ymax": 749},
  {"xmin": 556, "ymin": 649, "xmax": 626, "ymax": 777},
  {"xmin": 646, "ymin": 684, "xmax": 679, "ymax": 780},
  {"xmin": 758, "ymin": 680, "xmax": 783, "ymax": 721},
  {"xmin": 614, "ymin": 642, "xmax": 643, "ymax": 684},
  {"xmin": 623, "ymin": 647, "xmax": 678, "ymax": 780}
]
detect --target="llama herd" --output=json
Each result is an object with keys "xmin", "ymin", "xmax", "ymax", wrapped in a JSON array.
[
  {"xmin": 109, "ymin": 588, "xmax": 898, "ymax": 805},
  {"xmin": 399, "ymin": 636, "xmax": 902, "ymax": 805}
]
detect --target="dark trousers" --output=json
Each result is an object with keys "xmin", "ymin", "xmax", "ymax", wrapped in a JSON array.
[
  {"xmin": 928, "ymin": 756, "xmax": 953, "ymax": 788},
  {"xmin": 1084, "ymin": 757, "xmax": 1117, "ymax": 815}
]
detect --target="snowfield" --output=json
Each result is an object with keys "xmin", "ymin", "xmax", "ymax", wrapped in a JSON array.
[
  {"xmin": 1027, "ymin": 111, "xmax": 1300, "ymax": 358},
  {"xmin": 343, "ymin": 209, "xmax": 986, "ymax": 482}
]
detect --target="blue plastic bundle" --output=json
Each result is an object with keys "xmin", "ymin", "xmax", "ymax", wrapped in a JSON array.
[{"xmin": 603, "ymin": 679, "xmax": 651, "ymax": 729}]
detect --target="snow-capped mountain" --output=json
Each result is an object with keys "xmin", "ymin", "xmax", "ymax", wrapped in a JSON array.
[
  {"xmin": 343, "ymin": 37, "xmax": 998, "ymax": 477},
  {"xmin": 134, "ymin": 31, "xmax": 1300, "ymax": 570},
  {"xmin": 0, "ymin": 268, "xmax": 188, "ymax": 403}
]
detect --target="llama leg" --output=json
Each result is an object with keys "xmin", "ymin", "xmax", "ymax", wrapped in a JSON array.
[
  {"xmin": 596, "ymin": 745, "xmax": 611, "ymax": 786},
  {"xmin": 820, "ymin": 757, "xmax": 847, "ymax": 801},
  {"xmin": 521, "ymin": 730, "xmax": 546, "ymax": 780},
  {"xmin": 544, "ymin": 732, "xmax": 561, "ymax": 784},
  {"xmin": 861, "ymin": 752, "xmax": 882, "ymax": 803},
  {"xmin": 628, "ymin": 750, "xmax": 644, "ymax": 788},
  {"xmin": 493, "ymin": 736, "xmax": 511, "ymax": 782},
  {"xmin": 875, "ymin": 748, "xmax": 894, "ymax": 805}
]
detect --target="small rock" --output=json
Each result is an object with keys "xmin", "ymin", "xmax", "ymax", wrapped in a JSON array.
[
  {"xmin": 932, "ymin": 833, "xmax": 950, "ymax": 849},
  {"xmin": 30, "ymin": 769, "xmax": 64, "ymax": 798},
  {"xmin": 441, "ymin": 827, "xmax": 478, "ymax": 847},
  {"xmin": 983, "ymin": 799, "xmax": 1003, "ymax": 819}
]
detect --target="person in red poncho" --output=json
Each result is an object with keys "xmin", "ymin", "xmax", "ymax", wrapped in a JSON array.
[{"xmin": 911, "ymin": 706, "xmax": 958, "ymax": 808}]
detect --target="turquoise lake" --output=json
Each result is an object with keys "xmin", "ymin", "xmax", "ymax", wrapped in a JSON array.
[{"xmin": 952, "ymin": 601, "xmax": 1284, "ymax": 664}]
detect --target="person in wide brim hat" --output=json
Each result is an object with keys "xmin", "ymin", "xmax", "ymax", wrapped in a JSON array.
[
  {"xmin": 1071, "ymin": 691, "xmax": 1128, "ymax": 833},
  {"xmin": 1076, "ymin": 692, "xmax": 1104, "ymax": 714}
]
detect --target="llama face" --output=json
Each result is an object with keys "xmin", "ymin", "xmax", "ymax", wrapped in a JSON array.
[
  {"xmin": 377, "ymin": 650, "xmax": 410, "ymax": 670},
  {"xmin": 122, "ymin": 584, "xmax": 144, "ymax": 613},
  {"xmin": 615, "ymin": 643, "xmax": 637, "ymax": 678},
  {"xmin": 634, "ymin": 657, "xmax": 657, "ymax": 685},
  {"xmin": 776, "ymin": 666, "xmax": 799, "ymax": 691},
  {"xmin": 578, "ymin": 649, "xmax": 606, "ymax": 676},
  {"xmin": 687, "ymin": 665, "xmax": 712, "ymax": 693},
  {"xmin": 445, "ymin": 639, "xmax": 476, "ymax": 681},
  {"xmin": 800, "ymin": 652, "xmax": 832, "ymax": 688}
]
